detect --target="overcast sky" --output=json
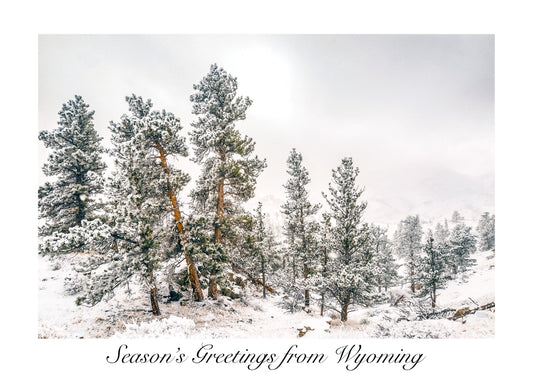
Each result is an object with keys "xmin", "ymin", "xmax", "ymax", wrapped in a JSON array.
[{"xmin": 38, "ymin": 34, "xmax": 494, "ymax": 227}]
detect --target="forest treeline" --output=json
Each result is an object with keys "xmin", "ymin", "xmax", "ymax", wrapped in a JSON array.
[{"xmin": 39, "ymin": 64, "xmax": 495, "ymax": 321}]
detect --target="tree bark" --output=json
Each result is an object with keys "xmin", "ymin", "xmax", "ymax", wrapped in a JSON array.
[
  {"xmin": 214, "ymin": 177, "xmax": 224, "ymax": 244},
  {"xmin": 303, "ymin": 263, "xmax": 310, "ymax": 307},
  {"xmin": 341, "ymin": 298, "xmax": 350, "ymax": 322},
  {"xmin": 208, "ymin": 277, "xmax": 218, "ymax": 299},
  {"xmin": 155, "ymin": 143, "xmax": 203, "ymax": 301},
  {"xmin": 207, "ymin": 177, "xmax": 225, "ymax": 300},
  {"xmin": 150, "ymin": 287, "xmax": 161, "ymax": 316}
]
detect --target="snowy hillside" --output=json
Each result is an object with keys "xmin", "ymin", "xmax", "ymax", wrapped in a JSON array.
[{"xmin": 38, "ymin": 248, "xmax": 494, "ymax": 339}]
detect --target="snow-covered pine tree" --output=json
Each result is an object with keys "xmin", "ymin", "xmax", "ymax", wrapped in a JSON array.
[
  {"xmin": 183, "ymin": 215, "xmax": 228, "ymax": 298},
  {"xmin": 394, "ymin": 215, "xmax": 423, "ymax": 293},
  {"xmin": 416, "ymin": 231, "xmax": 451, "ymax": 308},
  {"xmin": 189, "ymin": 64, "xmax": 267, "ymax": 299},
  {"xmin": 448, "ymin": 222, "xmax": 477, "ymax": 274},
  {"xmin": 322, "ymin": 157, "xmax": 373, "ymax": 322},
  {"xmin": 370, "ymin": 225, "xmax": 399, "ymax": 293},
  {"xmin": 281, "ymin": 149, "xmax": 320, "ymax": 307},
  {"xmin": 240, "ymin": 203, "xmax": 281, "ymax": 298},
  {"xmin": 433, "ymin": 220, "xmax": 453, "ymax": 275},
  {"xmin": 122, "ymin": 94, "xmax": 204, "ymax": 301},
  {"xmin": 476, "ymin": 212, "xmax": 495, "ymax": 251},
  {"xmin": 38, "ymin": 95, "xmax": 106, "ymax": 253},
  {"xmin": 75, "ymin": 95, "xmax": 192, "ymax": 314}
]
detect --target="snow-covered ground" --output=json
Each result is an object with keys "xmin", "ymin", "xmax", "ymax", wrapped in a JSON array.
[{"xmin": 38, "ymin": 249, "xmax": 494, "ymax": 339}]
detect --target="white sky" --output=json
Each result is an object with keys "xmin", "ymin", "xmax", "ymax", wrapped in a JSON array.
[{"xmin": 38, "ymin": 34, "xmax": 494, "ymax": 227}]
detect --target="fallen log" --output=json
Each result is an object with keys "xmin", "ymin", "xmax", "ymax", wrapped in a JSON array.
[{"xmin": 449, "ymin": 302, "xmax": 495, "ymax": 321}]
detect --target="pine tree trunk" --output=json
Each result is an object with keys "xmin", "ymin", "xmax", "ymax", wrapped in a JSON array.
[
  {"xmin": 292, "ymin": 255, "xmax": 296, "ymax": 285},
  {"xmin": 431, "ymin": 284, "xmax": 436, "ymax": 308},
  {"xmin": 207, "ymin": 177, "xmax": 225, "ymax": 300},
  {"xmin": 303, "ymin": 263, "xmax": 310, "ymax": 307},
  {"xmin": 261, "ymin": 255, "xmax": 266, "ymax": 298},
  {"xmin": 150, "ymin": 287, "xmax": 161, "ymax": 316},
  {"xmin": 208, "ymin": 277, "xmax": 218, "ymax": 299},
  {"xmin": 155, "ymin": 143, "xmax": 203, "ymax": 301},
  {"xmin": 341, "ymin": 298, "xmax": 350, "ymax": 322},
  {"xmin": 410, "ymin": 266, "xmax": 416, "ymax": 293},
  {"xmin": 320, "ymin": 293, "xmax": 325, "ymax": 316},
  {"xmin": 214, "ymin": 177, "xmax": 224, "ymax": 244}
]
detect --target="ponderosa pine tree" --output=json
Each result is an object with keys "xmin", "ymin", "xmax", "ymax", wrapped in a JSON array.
[
  {"xmin": 322, "ymin": 158, "xmax": 373, "ymax": 322},
  {"xmin": 121, "ymin": 94, "xmax": 204, "ymax": 301},
  {"xmin": 38, "ymin": 95, "xmax": 106, "ymax": 253},
  {"xmin": 416, "ymin": 231, "xmax": 450, "ymax": 308},
  {"xmin": 189, "ymin": 64, "xmax": 266, "ymax": 299},
  {"xmin": 394, "ymin": 215, "xmax": 423, "ymax": 293},
  {"xmin": 75, "ymin": 95, "xmax": 193, "ymax": 314},
  {"xmin": 370, "ymin": 225, "xmax": 399, "ymax": 293},
  {"xmin": 281, "ymin": 149, "xmax": 320, "ymax": 307},
  {"xmin": 476, "ymin": 212, "xmax": 495, "ymax": 251}
]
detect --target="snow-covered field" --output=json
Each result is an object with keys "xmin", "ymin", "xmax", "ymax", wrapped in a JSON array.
[{"xmin": 38, "ymin": 249, "xmax": 494, "ymax": 339}]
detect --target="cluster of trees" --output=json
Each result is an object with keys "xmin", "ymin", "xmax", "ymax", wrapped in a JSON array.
[
  {"xmin": 39, "ymin": 64, "xmax": 268, "ymax": 314},
  {"xmin": 278, "ymin": 152, "xmax": 398, "ymax": 321},
  {"xmin": 393, "ymin": 210, "xmax": 494, "ymax": 309},
  {"xmin": 274, "ymin": 155, "xmax": 494, "ymax": 319},
  {"xmin": 39, "ymin": 63, "xmax": 495, "ymax": 321}
]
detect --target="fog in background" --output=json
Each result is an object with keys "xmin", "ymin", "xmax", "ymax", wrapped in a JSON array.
[{"xmin": 39, "ymin": 34, "xmax": 494, "ymax": 229}]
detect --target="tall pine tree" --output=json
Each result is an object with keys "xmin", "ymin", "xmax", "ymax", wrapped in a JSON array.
[
  {"xmin": 416, "ymin": 231, "xmax": 451, "ymax": 308},
  {"xmin": 189, "ymin": 64, "xmax": 266, "ymax": 299},
  {"xmin": 75, "ymin": 95, "xmax": 193, "ymax": 314},
  {"xmin": 38, "ymin": 95, "xmax": 106, "ymax": 253},
  {"xmin": 321, "ymin": 158, "xmax": 373, "ymax": 322},
  {"xmin": 281, "ymin": 149, "xmax": 320, "ymax": 307}
]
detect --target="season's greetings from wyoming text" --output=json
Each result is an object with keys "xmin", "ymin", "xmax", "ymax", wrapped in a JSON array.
[{"xmin": 106, "ymin": 343, "xmax": 425, "ymax": 371}]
